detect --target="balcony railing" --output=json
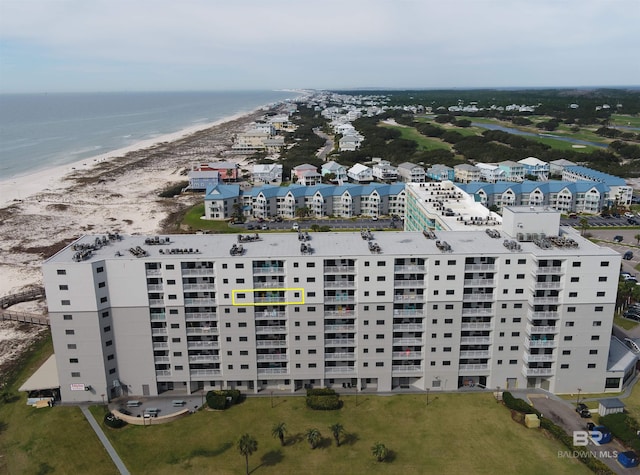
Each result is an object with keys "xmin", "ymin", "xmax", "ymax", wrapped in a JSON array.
[
  {"xmin": 255, "ymin": 310, "xmax": 287, "ymax": 319},
  {"xmin": 182, "ymin": 283, "xmax": 213, "ymax": 291},
  {"xmin": 150, "ymin": 313, "xmax": 166, "ymax": 321},
  {"xmin": 256, "ymin": 354, "xmax": 288, "ymax": 362},
  {"xmin": 256, "ymin": 340, "xmax": 287, "ymax": 347},
  {"xmin": 393, "ymin": 280, "xmax": 425, "ymax": 288},
  {"xmin": 392, "ymin": 323, "xmax": 424, "ymax": 331},
  {"xmin": 181, "ymin": 268, "xmax": 215, "ymax": 276},
  {"xmin": 459, "ymin": 364, "xmax": 489, "ymax": 372},
  {"xmin": 324, "ymin": 296, "xmax": 356, "ymax": 304},
  {"xmin": 254, "ymin": 296, "xmax": 286, "ymax": 304},
  {"xmin": 154, "ymin": 356, "xmax": 170, "ymax": 363},
  {"xmin": 146, "ymin": 269, "xmax": 162, "ymax": 276},
  {"xmin": 185, "ymin": 312, "xmax": 217, "ymax": 321},
  {"xmin": 528, "ymin": 311, "xmax": 560, "ymax": 320},
  {"xmin": 188, "ymin": 355, "xmax": 220, "ymax": 363},
  {"xmin": 393, "ymin": 309, "xmax": 423, "ymax": 316},
  {"xmin": 526, "ymin": 324, "xmax": 558, "ymax": 335},
  {"xmin": 523, "ymin": 353, "xmax": 554, "ymax": 363},
  {"xmin": 463, "ymin": 278, "xmax": 495, "ymax": 287},
  {"xmin": 534, "ymin": 266, "xmax": 563, "ymax": 275},
  {"xmin": 392, "ymin": 351, "xmax": 422, "ymax": 359},
  {"xmin": 392, "ymin": 337, "xmax": 422, "ymax": 345},
  {"xmin": 393, "ymin": 295, "xmax": 424, "ymax": 302},
  {"xmin": 324, "ymin": 266, "xmax": 356, "ymax": 273},
  {"xmin": 462, "ymin": 293, "xmax": 494, "ymax": 302},
  {"xmin": 525, "ymin": 339, "xmax": 556, "ymax": 349},
  {"xmin": 532, "ymin": 281, "xmax": 562, "ymax": 290},
  {"xmin": 522, "ymin": 367, "xmax": 554, "ymax": 377},
  {"xmin": 324, "ymin": 281, "xmax": 356, "ymax": 289},
  {"xmin": 464, "ymin": 264, "xmax": 496, "ymax": 272},
  {"xmin": 392, "ymin": 365, "xmax": 423, "ymax": 372},
  {"xmin": 325, "ymin": 352, "xmax": 356, "ymax": 360},
  {"xmin": 324, "ymin": 324, "xmax": 356, "ymax": 332},
  {"xmin": 460, "ymin": 322, "xmax": 492, "ymax": 330},
  {"xmin": 459, "ymin": 350, "xmax": 490, "ymax": 358},
  {"xmin": 529, "ymin": 296, "xmax": 559, "ymax": 304},
  {"xmin": 253, "ymin": 281, "xmax": 285, "ymax": 289},
  {"xmin": 187, "ymin": 341, "xmax": 219, "ymax": 349},
  {"xmin": 324, "ymin": 310, "xmax": 354, "ymax": 317},
  {"xmin": 155, "ymin": 370, "xmax": 171, "ymax": 377},
  {"xmin": 325, "ymin": 339, "xmax": 356, "ymax": 346},
  {"xmin": 324, "ymin": 366, "xmax": 356, "ymax": 374},
  {"xmin": 151, "ymin": 328, "xmax": 167, "ymax": 335},
  {"xmin": 152, "ymin": 342, "xmax": 169, "ymax": 349},
  {"xmin": 461, "ymin": 308, "xmax": 493, "ymax": 316},
  {"xmin": 149, "ymin": 299, "xmax": 165, "ymax": 306},
  {"xmin": 190, "ymin": 369, "xmax": 222, "ymax": 376},
  {"xmin": 186, "ymin": 327, "xmax": 218, "ymax": 335},
  {"xmin": 394, "ymin": 265, "xmax": 426, "ymax": 272},
  {"xmin": 257, "ymin": 368, "xmax": 288, "ymax": 374},
  {"xmin": 147, "ymin": 284, "xmax": 163, "ymax": 291},
  {"xmin": 256, "ymin": 325, "xmax": 287, "ymax": 334},
  {"xmin": 184, "ymin": 298, "xmax": 216, "ymax": 305},
  {"xmin": 460, "ymin": 336, "xmax": 491, "ymax": 344},
  {"xmin": 252, "ymin": 267, "xmax": 285, "ymax": 274}
]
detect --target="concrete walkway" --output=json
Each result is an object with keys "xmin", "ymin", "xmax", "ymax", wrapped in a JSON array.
[{"xmin": 80, "ymin": 405, "xmax": 130, "ymax": 475}]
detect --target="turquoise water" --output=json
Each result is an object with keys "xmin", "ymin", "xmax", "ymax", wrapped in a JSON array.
[{"xmin": 0, "ymin": 90, "xmax": 299, "ymax": 179}]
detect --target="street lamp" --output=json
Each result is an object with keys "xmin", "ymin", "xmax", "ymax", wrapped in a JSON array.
[{"xmin": 577, "ymin": 388, "xmax": 582, "ymax": 406}]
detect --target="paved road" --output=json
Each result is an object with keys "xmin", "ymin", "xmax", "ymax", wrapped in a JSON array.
[
  {"xmin": 313, "ymin": 128, "xmax": 334, "ymax": 161},
  {"xmin": 529, "ymin": 395, "xmax": 628, "ymax": 474},
  {"xmin": 80, "ymin": 405, "xmax": 130, "ymax": 475},
  {"xmin": 239, "ymin": 217, "xmax": 402, "ymax": 231}
]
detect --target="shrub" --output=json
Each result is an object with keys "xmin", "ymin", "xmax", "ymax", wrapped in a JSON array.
[
  {"xmin": 306, "ymin": 388, "xmax": 342, "ymax": 410},
  {"xmin": 502, "ymin": 392, "xmax": 540, "ymax": 416},
  {"xmin": 599, "ymin": 413, "xmax": 640, "ymax": 452},
  {"xmin": 104, "ymin": 412, "xmax": 126, "ymax": 429},
  {"xmin": 158, "ymin": 181, "xmax": 188, "ymax": 198},
  {"xmin": 206, "ymin": 389, "xmax": 243, "ymax": 410}
]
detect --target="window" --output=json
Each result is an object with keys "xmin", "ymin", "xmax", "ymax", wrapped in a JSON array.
[
  {"xmin": 505, "ymin": 259, "xmax": 511, "ymax": 264},
  {"xmin": 517, "ymin": 259, "xmax": 526, "ymax": 264},
  {"xmin": 61, "ymin": 300, "xmax": 70, "ymax": 306},
  {"xmin": 307, "ymin": 277, "xmax": 315, "ymax": 282},
  {"xmin": 446, "ymin": 275, "xmax": 455, "ymax": 280},
  {"xmin": 65, "ymin": 329, "xmax": 75, "ymax": 335},
  {"xmin": 105, "ymin": 340, "xmax": 113, "ymax": 346},
  {"xmin": 501, "ymin": 303, "xmax": 507, "ymax": 309},
  {"xmin": 515, "ymin": 289, "xmax": 524, "ymax": 294},
  {"xmin": 430, "ymin": 361, "xmax": 436, "ymax": 366},
  {"xmin": 376, "ymin": 305, "xmax": 385, "ymax": 311},
  {"xmin": 376, "ymin": 334, "xmax": 384, "ymax": 339},
  {"xmin": 309, "ymin": 306, "xmax": 316, "ymax": 312},
  {"xmin": 102, "ymin": 311, "xmax": 109, "ymax": 318},
  {"xmin": 377, "ymin": 276, "xmax": 385, "ymax": 281},
  {"xmin": 598, "ymin": 276, "xmax": 607, "ymax": 282},
  {"xmin": 589, "ymin": 349, "xmax": 598, "ymax": 355},
  {"xmin": 107, "ymin": 354, "xmax": 114, "ymax": 360},
  {"xmin": 222, "ymin": 264, "xmax": 228, "ymax": 269},
  {"xmin": 567, "ymin": 307, "xmax": 576, "ymax": 313},
  {"xmin": 228, "ymin": 365, "xmax": 233, "ymax": 370},
  {"xmin": 71, "ymin": 372, "xmax": 80, "ymax": 377},
  {"xmin": 307, "ymin": 321, "xmax": 316, "ymax": 326},
  {"xmin": 499, "ymin": 332, "xmax": 505, "ymax": 337},
  {"xmin": 295, "ymin": 349, "xmax": 301, "ymax": 355},
  {"xmin": 560, "ymin": 364, "xmax": 569, "ymax": 369},
  {"xmin": 363, "ymin": 362, "xmax": 369, "ymax": 367},
  {"xmin": 223, "ymin": 278, "xmax": 229, "ymax": 284},
  {"xmin": 447, "ymin": 260, "xmax": 456, "ymax": 265},
  {"xmin": 445, "ymin": 290, "xmax": 454, "ymax": 295},
  {"xmin": 596, "ymin": 291, "xmax": 605, "ymax": 297},
  {"xmin": 293, "ymin": 263, "xmax": 298, "ymax": 268},
  {"xmin": 308, "ymin": 335, "xmax": 316, "ymax": 341},
  {"xmin": 239, "ymin": 322, "xmax": 247, "ymax": 328},
  {"xmin": 239, "ymin": 336, "xmax": 248, "ymax": 342},
  {"xmin": 172, "ymin": 337, "xmax": 181, "ymax": 343},
  {"xmin": 588, "ymin": 363, "xmax": 596, "ymax": 368},
  {"xmin": 174, "ymin": 365, "xmax": 183, "ymax": 371},
  {"xmin": 443, "ymin": 361, "xmax": 451, "ymax": 366},
  {"xmin": 69, "ymin": 358, "xmax": 78, "ymax": 363},
  {"xmin": 503, "ymin": 289, "xmax": 508, "ymax": 295},
  {"xmin": 510, "ymin": 345, "xmax": 518, "ymax": 351},
  {"xmin": 63, "ymin": 314, "xmax": 72, "ymax": 320},
  {"xmin": 431, "ymin": 333, "xmax": 437, "ymax": 338},
  {"xmin": 513, "ymin": 317, "xmax": 521, "ymax": 323},
  {"xmin": 375, "ymin": 362, "xmax": 384, "ymax": 367},
  {"xmin": 67, "ymin": 344, "xmax": 77, "ymax": 349},
  {"xmin": 572, "ymin": 262, "xmax": 581, "ymax": 267},
  {"xmin": 444, "ymin": 333, "xmax": 452, "ymax": 338},
  {"xmin": 497, "ymin": 360, "xmax": 502, "ymax": 365},
  {"xmin": 57, "ymin": 269, "xmax": 66, "ymax": 275},
  {"xmin": 306, "ymin": 262, "xmax": 315, "ymax": 268},
  {"xmin": 498, "ymin": 346, "xmax": 504, "ymax": 351},
  {"xmin": 570, "ymin": 277, "xmax": 579, "ymax": 282},
  {"xmin": 236, "ymin": 293, "xmax": 245, "ymax": 299},
  {"xmin": 434, "ymin": 276, "xmax": 440, "ymax": 281},
  {"xmin": 363, "ymin": 335, "xmax": 369, "ymax": 340},
  {"xmin": 167, "ymin": 295, "xmax": 177, "ymax": 300},
  {"xmin": 514, "ymin": 303, "xmax": 522, "ymax": 309},
  {"xmin": 433, "ymin": 290, "xmax": 439, "ymax": 295},
  {"xmin": 296, "ymin": 363, "xmax": 301, "ymax": 368},
  {"xmin": 500, "ymin": 318, "xmax": 506, "ymax": 323},
  {"xmin": 445, "ymin": 318, "xmax": 453, "ymax": 324},
  {"xmin": 166, "ymin": 264, "xmax": 174, "ymax": 270},
  {"xmin": 509, "ymin": 360, "xmax": 517, "ymax": 365},
  {"xmin": 600, "ymin": 261, "xmax": 609, "ymax": 267},
  {"xmin": 59, "ymin": 284, "xmax": 68, "ymax": 290},
  {"xmin": 566, "ymin": 321, "xmax": 574, "ymax": 327},
  {"xmin": 564, "ymin": 336, "xmax": 573, "ymax": 341},
  {"xmin": 96, "ymin": 266, "xmax": 104, "ymax": 273},
  {"xmin": 98, "ymin": 282, "xmax": 106, "ymax": 288},
  {"xmin": 377, "ymin": 261, "xmax": 386, "ymax": 267},
  {"xmin": 443, "ymin": 347, "xmax": 451, "ymax": 352},
  {"xmin": 363, "ymin": 348, "xmax": 369, "ymax": 353},
  {"xmin": 376, "ymin": 348, "xmax": 384, "ymax": 353},
  {"xmin": 236, "ymin": 278, "xmax": 245, "ymax": 284},
  {"xmin": 309, "ymin": 363, "xmax": 317, "ymax": 368},
  {"xmin": 241, "ymin": 364, "xmax": 249, "ymax": 369},
  {"xmin": 432, "ymin": 304, "xmax": 438, "ymax": 310},
  {"xmin": 103, "ymin": 325, "xmax": 111, "ymax": 332},
  {"xmin": 173, "ymin": 351, "xmax": 182, "ymax": 357},
  {"xmin": 238, "ymin": 308, "xmax": 246, "ymax": 314},
  {"xmin": 593, "ymin": 321, "xmax": 602, "ymax": 327},
  {"xmin": 435, "ymin": 260, "xmax": 440, "ymax": 265},
  {"xmin": 309, "ymin": 349, "xmax": 316, "ymax": 354},
  {"xmin": 363, "ymin": 320, "xmax": 369, "ymax": 325},
  {"xmin": 167, "ymin": 279, "xmax": 175, "ymax": 285},
  {"xmin": 376, "ymin": 320, "xmax": 384, "ymax": 325},
  {"xmin": 364, "ymin": 261, "xmax": 370, "ymax": 267},
  {"xmin": 562, "ymin": 350, "xmax": 571, "ymax": 355},
  {"xmin": 591, "ymin": 335, "xmax": 600, "ymax": 341},
  {"xmin": 294, "ymin": 277, "xmax": 299, "ymax": 283},
  {"xmin": 504, "ymin": 274, "xmax": 510, "ymax": 280},
  {"xmin": 99, "ymin": 296, "xmax": 108, "ymax": 303},
  {"xmin": 376, "ymin": 291, "xmax": 385, "ymax": 296},
  {"xmin": 235, "ymin": 263, "xmax": 244, "ymax": 269},
  {"xmin": 511, "ymin": 332, "xmax": 520, "ymax": 337},
  {"xmin": 226, "ymin": 337, "xmax": 232, "ymax": 342},
  {"xmin": 295, "ymin": 335, "xmax": 300, "ymax": 341},
  {"xmin": 516, "ymin": 274, "xmax": 524, "ymax": 279}
]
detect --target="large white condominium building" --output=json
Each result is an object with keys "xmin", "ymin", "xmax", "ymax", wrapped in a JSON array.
[{"xmin": 43, "ymin": 207, "xmax": 634, "ymax": 403}]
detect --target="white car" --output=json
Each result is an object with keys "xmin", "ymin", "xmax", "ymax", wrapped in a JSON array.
[
  {"xmin": 292, "ymin": 222, "xmax": 299, "ymax": 230},
  {"xmin": 625, "ymin": 212, "xmax": 634, "ymax": 218}
]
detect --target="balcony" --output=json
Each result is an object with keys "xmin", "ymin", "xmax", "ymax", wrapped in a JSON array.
[
  {"xmin": 187, "ymin": 341, "xmax": 219, "ymax": 350},
  {"xmin": 149, "ymin": 299, "xmax": 165, "ymax": 307},
  {"xmin": 529, "ymin": 296, "xmax": 559, "ymax": 305},
  {"xmin": 325, "ymin": 338, "xmax": 356, "ymax": 346},
  {"xmin": 461, "ymin": 308, "xmax": 493, "ymax": 316},
  {"xmin": 531, "ymin": 281, "xmax": 562, "ymax": 290},
  {"xmin": 460, "ymin": 336, "xmax": 491, "ymax": 345},
  {"xmin": 252, "ymin": 267, "xmax": 285, "ymax": 275},
  {"xmin": 152, "ymin": 342, "xmax": 169, "ymax": 349},
  {"xmin": 392, "ymin": 337, "xmax": 422, "ymax": 345},
  {"xmin": 184, "ymin": 298, "xmax": 216, "ymax": 305},
  {"xmin": 463, "ymin": 278, "xmax": 495, "ymax": 287},
  {"xmin": 393, "ymin": 280, "xmax": 425, "ymax": 288},
  {"xmin": 188, "ymin": 355, "xmax": 220, "ymax": 363},
  {"xmin": 525, "ymin": 324, "xmax": 558, "ymax": 335},
  {"xmin": 256, "ymin": 354, "xmax": 288, "ymax": 362},
  {"xmin": 256, "ymin": 340, "xmax": 287, "ymax": 348},
  {"xmin": 392, "ymin": 323, "xmax": 424, "ymax": 331},
  {"xmin": 257, "ymin": 368, "xmax": 288, "ymax": 375},
  {"xmin": 392, "ymin": 351, "xmax": 423, "ymax": 359},
  {"xmin": 151, "ymin": 328, "xmax": 167, "ymax": 336},
  {"xmin": 524, "ymin": 339, "xmax": 557, "ymax": 349},
  {"xmin": 324, "ymin": 265, "xmax": 356, "ymax": 273},
  {"xmin": 190, "ymin": 369, "xmax": 222, "ymax": 377},
  {"xmin": 325, "ymin": 352, "xmax": 356, "ymax": 360},
  {"xmin": 528, "ymin": 311, "xmax": 560, "ymax": 320},
  {"xmin": 256, "ymin": 325, "xmax": 287, "ymax": 334},
  {"xmin": 393, "ymin": 309, "xmax": 423, "ymax": 316},
  {"xmin": 150, "ymin": 313, "xmax": 166, "ymax": 321},
  {"xmin": 522, "ymin": 367, "xmax": 554, "ymax": 377},
  {"xmin": 324, "ymin": 324, "xmax": 356, "ymax": 332},
  {"xmin": 155, "ymin": 370, "xmax": 171, "ymax": 377},
  {"xmin": 460, "ymin": 350, "xmax": 490, "ymax": 358},
  {"xmin": 462, "ymin": 293, "xmax": 494, "ymax": 302},
  {"xmin": 154, "ymin": 356, "xmax": 170, "ymax": 363},
  {"xmin": 324, "ymin": 366, "xmax": 356, "ymax": 374},
  {"xmin": 459, "ymin": 364, "xmax": 489, "ymax": 373},
  {"xmin": 147, "ymin": 284, "xmax": 163, "ymax": 291},
  {"xmin": 464, "ymin": 264, "xmax": 496, "ymax": 272},
  {"xmin": 146, "ymin": 269, "xmax": 162, "ymax": 276},
  {"xmin": 534, "ymin": 266, "xmax": 563, "ymax": 275},
  {"xmin": 394, "ymin": 264, "xmax": 426, "ymax": 272},
  {"xmin": 461, "ymin": 322, "xmax": 492, "ymax": 330},
  {"xmin": 185, "ymin": 312, "xmax": 217, "ymax": 321},
  {"xmin": 392, "ymin": 365, "xmax": 423, "ymax": 372},
  {"xmin": 181, "ymin": 268, "xmax": 215, "ymax": 276},
  {"xmin": 324, "ymin": 309, "xmax": 354, "ymax": 317},
  {"xmin": 186, "ymin": 327, "xmax": 218, "ymax": 335},
  {"xmin": 523, "ymin": 353, "xmax": 554, "ymax": 363},
  {"xmin": 325, "ymin": 296, "xmax": 356, "ymax": 304},
  {"xmin": 184, "ymin": 283, "xmax": 214, "ymax": 291},
  {"xmin": 393, "ymin": 294, "xmax": 424, "ymax": 303},
  {"xmin": 255, "ymin": 310, "xmax": 286, "ymax": 319},
  {"xmin": 254, "ymin": 296, "xmax": 286, "ymax": 304},
  {"xmin": 324, "ymin": 281, "xmax": 356, "ymax": 289},
  {"xmin": 253, "ymin": 281, "xmax": 285, "ymax": 289}
]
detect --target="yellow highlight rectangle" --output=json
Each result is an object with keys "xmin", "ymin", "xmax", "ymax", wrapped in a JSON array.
[{"xmin": 231, "ymin": 288, "xmax": 305, "ymax": 306}]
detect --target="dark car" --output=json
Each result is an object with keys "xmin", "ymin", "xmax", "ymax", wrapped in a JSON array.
[
  {"xmin": 586, "ymin": 422, "xmax": 596, "ymax": 431},
  {"xmin": 614, "ymin": 235, "xmax": 623, "ymax": 242},
  {"xmin": 576, "ymin": 403, "xmax": 591, "ymax": 418},
  {"xmin": 618, "ymin": 451, "xmax": 639, "ymax": 468},
  {"xmin": 246, "ymin": 224, "xmax": 254, "ymax": 230},
  {"xmin": 628, "ymin": 218, "xmax": 638, "ymax": 225},
  {"xmin": 624, "ymin": 250, "xmax": 634, "ymax": 260}
]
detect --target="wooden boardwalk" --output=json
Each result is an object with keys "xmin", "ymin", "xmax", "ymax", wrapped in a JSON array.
[{"xmin": 0, "ymin": 287, "xmax": 49, "ymax": 326}]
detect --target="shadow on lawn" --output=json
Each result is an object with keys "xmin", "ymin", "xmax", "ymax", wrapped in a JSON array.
[
  {"xmin": 252, "ymin": 449, "xmax": 283, "ymax": 472},
  {"xmin": 342, "ymin": 432, "xmax": 359, "ymax": 446},
  {"xmin": 188, "ymin": 441, "xmax": 233, "ymax": 459}
]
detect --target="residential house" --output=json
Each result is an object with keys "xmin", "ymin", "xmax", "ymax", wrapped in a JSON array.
[
  {"xmin": 321, "ymin": 161, "xmax": 348, "ymax": 183},
  {"xmin": 397, "ymin": 162, "xmax": 426, "ymax": 183},
  {"xmin": 562, "ymin": 165, "xmax": 633, "ymax": 207},
  {"xmin": 339, "ymin": 134, "xmax": 363, "ymax": 152},
  {"xmin": 186, "ymin": 168, "xmax": 219, "ymax": 191},
  {"xmin": 252, "ymin": 163, "xmax": 283, "ymax": 185},
  {"xmin": 454, "ymin": 164, "xmax": 481, "ymax": 183},
  {"xmin": 291, "ymin": 164, "xmax": 322, "ymax": 186},
  {"xmin": 518, "ymin": 157, "xmax": 549, "ymax": 181},
  {"xmin": 372, "ymin": 161, "xmax": 398, "ymax": 182},
  {"xmin": 204, "ymin": 184, "xmax": 241, "ymax": 220},
  {"xmin": 347, "ymin": 163, "xmax": 373, "ymax": 183},
  {"xmin": 498, "ymin": 160, "xmax": 526, "ymax": 182},
  {"xmin": 549, "ymin": 159, "xmax": 576, "ymax": 177},
  {"xmin": 426, "ymin": 164, "xmax": 454, "ymax": 182},
  {"xmin": 476, "ymin": 163, "xmax": 505, "ymax": 183}
]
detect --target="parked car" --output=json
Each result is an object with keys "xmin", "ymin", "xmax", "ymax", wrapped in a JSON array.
[
  {"xmin": 246, "ymin": 224, "xmax": 254, "ymax": 230},
  {"xmin": 614, "ymin": 235, "xmax": 624, "ymax": 242},
  {"xmin": 628, "ymin": 218, "xmax": 638, "ymax": 225},
  {"xmin": 624, "ymin": 212, "xmax": 634, "ymax": 218},
  {"xmin": 624, "ymin": 251, "xmax": 634, "ymax": 260},
  {"xmin": 618, "ymin": 451, "xmax": 639, "ymax": 468},
  {"xmin": 576, "ymin": 403, "xmax": 591, "ymax": 418},
  {"xmin": 568, "ymin": 213, "xmax": 578, "ymax": 219},
  {"xmin": 292, "ymin": 222, "xmax": 299, "ymax": 230},
  {"xmin": 586, "ymin": 421, "xmax": 596, "ymax": 431},
  {"xmin": 592, "ymin": 425, "xmax": 612, "ymax": 443}
]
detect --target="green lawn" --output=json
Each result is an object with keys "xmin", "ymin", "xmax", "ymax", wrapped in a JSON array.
[
  {"xmin": 0, "ymin": 335, "xmax": 118, "ymax": 475},
  {"xmin": 93, "ymin": 392, "xmax": 588, "ymax": 475},
  {"xmin": 182, "ymin": 204, "xmax": 239, "ymax": 233},
  {"xmin": 614, "ymin": 314, "xmax": 640, "ymax": 330},
  {"xmin": 379, "ymin": 123, "xmax": 451, "ymax": 151},
  {"xmin": 611, "ymin": 114, "xmax": 640, "ymax": 128}
]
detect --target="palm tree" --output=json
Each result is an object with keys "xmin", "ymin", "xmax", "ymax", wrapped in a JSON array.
[
  {"xmin": 635, "ymin": 233, "xmax": 640, "ymax": 245},
  {"xmin": 329, "ymin": 423, "xmax": 345, "ymax": 447},
  {"xmin": 305, "ymin": 428, "xmax": 321, "ymax": 449},
  {"xmin": 371, "ymin": 441, "xmax": 388, "ymax": 462},
  {"xmin": 237, "ymin": 433, "xmax": 258, "ymax": 475},
  {"xmin": 579, "ymin": 217, "xmax": 589, "ymax": 236},
  {"xmin": 272, "ymin": 422, "xmax": 287, "ymax": 447}
]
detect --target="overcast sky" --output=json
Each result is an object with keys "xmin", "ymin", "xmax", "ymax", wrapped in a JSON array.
[{"xmin": 1, "ymin": 0, "xmax": 639, "ymax": 93}]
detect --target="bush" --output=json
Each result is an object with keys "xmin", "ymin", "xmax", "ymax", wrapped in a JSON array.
[
  {"xmin": 502, "ymin": 392, "xmax": 540, "ymax": 415},
  {"xmin": 306, "ymin": 388, "xmax": 342, "ymax": 410},
  {"xmin": 158, "ymin": 181, "xmax": 188, "ymax": 198},
  {"xmin": 599, "ymin": 413, "xmax": 640, "ymax": 452},
  {"xmin": 104, "ymin": 412, "xmax": 126, "ymax": 429},
  {"xmin": 206, "ymin": 389, "xmax": 242, "ymax": 410}
]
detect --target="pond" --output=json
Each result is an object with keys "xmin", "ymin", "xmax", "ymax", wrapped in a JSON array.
[{"xmin": 472, "ymin": 122, "xmax": 607, "ymax": 148}]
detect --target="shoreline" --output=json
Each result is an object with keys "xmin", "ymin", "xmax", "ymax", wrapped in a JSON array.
[{"xmin": 0, "ymin": 108, "xmax": 259, "ymax": 208}]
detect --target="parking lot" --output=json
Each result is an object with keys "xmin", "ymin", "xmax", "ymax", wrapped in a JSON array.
[{"xmin": 239, "ymin": 217, "xmax": 401, "ymax": 231}]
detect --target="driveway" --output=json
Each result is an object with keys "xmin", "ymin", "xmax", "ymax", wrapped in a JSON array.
[{"xmin": 529, "ymin": 395, "xmax": 629, "ymax": 474}]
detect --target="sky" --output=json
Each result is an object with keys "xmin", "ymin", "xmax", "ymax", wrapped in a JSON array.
[{"xmin": 1, "ymin": 0, "xmax": 639, "ymax": 93}]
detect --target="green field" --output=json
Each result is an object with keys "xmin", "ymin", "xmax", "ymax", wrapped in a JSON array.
[
  {"xmin": 611, "ymin": 114, "xmax": 640, "ymax": 128},
  {"xmin": 379, "ymin": 123, "xmax": 451, "ymax": 151}
]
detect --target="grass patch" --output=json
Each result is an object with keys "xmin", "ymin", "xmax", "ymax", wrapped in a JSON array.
[
  {"xmin": 379, "ymin": 123, "xmax": 451, "ymax": 151},
  {"xmin": 611, "ymin": 114, "xmax": 640, "ymax": 128},
  {"xmin": 0, "ymin": 334, "xmax": 117, "ymax": 475},
  {"xmin": 614, "ymin": 314, "xmax": 640, "ymax": 330},
  {"xmin": 181, "ymin": 204, "xmax": 238, "ymax": 233},
  {"xmin": 93, "ymin": 393, "xmax": 588, "ymax": 475}
]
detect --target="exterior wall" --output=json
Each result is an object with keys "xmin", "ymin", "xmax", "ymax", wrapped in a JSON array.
[{"xmin": 43, "ymin": 229, "xmax": 621, "ymax": 402}]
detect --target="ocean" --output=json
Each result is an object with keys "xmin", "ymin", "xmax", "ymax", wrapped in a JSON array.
[{"xmin": 0, "ymin": 90, "xmax": 300, "ymax": 180}]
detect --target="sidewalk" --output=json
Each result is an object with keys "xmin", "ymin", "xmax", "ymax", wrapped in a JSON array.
[{"xmin": 80, "ymin": 405, "xmax": 130, "ymax": 475}]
